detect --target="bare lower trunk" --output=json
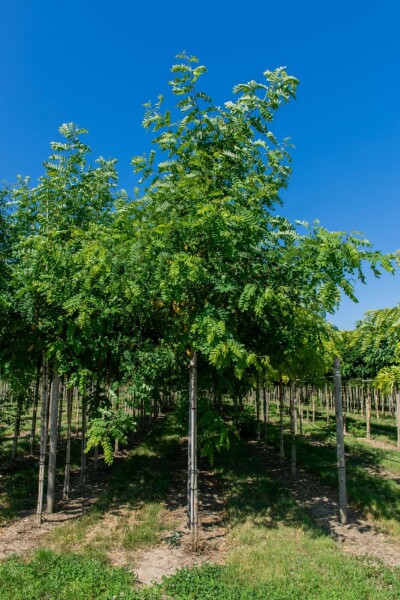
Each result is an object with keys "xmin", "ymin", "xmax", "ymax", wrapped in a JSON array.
[
  {"xmin": 397, "ymin": 388, "xmax": 400, "ymax": 451},
  {"xmin": 290, "ymin": 385, "xmax": 296, "ymax": 476},
  {"xmin": 37, "ymin": 356, "xmax": 49, "ymax": 525},
  {"xmin": 279, "ymin": 381, "xmax": 285, "ymax": 464},
  {"xmin": 57, "ymin": 379, "xmax": 65, "ymax": 444},
  {"xmin": 11, "ymin": 395, "xmax": 23, "ymax": 463},
  {"xmin": 256, "ymin": 379, "xmax": 260, "ymax": 442},
  {"xmin": 63, "ymin": 386, "xmax": 73, "ymax": 500},
  {"xmin": 263, "ymin": 386, "xmax": 268, "ymax": 443},
  {"xmin": 80, "ymin": 400, "xmax": 87, "ymax": 483},
  {"xmin": 334, "ymin": 357, "xmax": 347, "ymax": 525},
  {"xmin": 366, "ymin": 388, "xmax": 371, "ymax": 440},
  {"xmin": 188, "ymin": 351, "xmax": 198, "ymax": 547},
  {"xmin": 30, "ymin": 363, "xmax": 41, "ymax": 455},
  {"xmin": 46, "ymin": 373, "xmax": 60, "ymax": 513}
]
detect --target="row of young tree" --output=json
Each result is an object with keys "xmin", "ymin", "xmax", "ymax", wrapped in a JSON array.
[{"xmin": 0, "ymin": 54, "xmax": 396, "ymax": 536}]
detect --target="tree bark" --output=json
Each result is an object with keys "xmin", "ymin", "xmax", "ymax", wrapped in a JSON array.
[
  {"xmin": 11, "ymin": 395, "xmax": 23, "ymax": 463},
  {"xmin": 366, "ymin": 387, "xmax": 371, "ymax": 440},
  {"xmin": 334, "ymin": 356, "xmax": 347, "ymax": 525},
  {"xmin": 279, "ymin": 381, "xmax": 285, "ymax": 464},
  {"xmin": 396, "ymin": 387, "xmax": 400, "ymax": 451},
  {"xmin": 188, "ymin": 351, "xmax": 199, "ymax": 547},
  {"xmin": 256, "ymin": 378, "xmax": 260, "ymax": 442},
  {"xmin": 30, "ymin": 362, "xmax": 41, "ymax": 455},
  {"xmin": 263, "ymin": 386, "xmax": 268, "ymax": 443},
  {"xmin": 37, "ymin": 356, "xmax": 49, "ymax": 525},
  {"xmin": 63, "ymin": 385, "xmax": 73, "ymax": 500},
  {"xmin": 290, "ymin": 384, "xmax": 296, "ymax": 476},
  {"xmin": 80, "ymin": 399, "xmax": 87, "ymax": 483},
  {"xmin": 46, "ymin": 372, "xmax": 60, "ymax": 513}
]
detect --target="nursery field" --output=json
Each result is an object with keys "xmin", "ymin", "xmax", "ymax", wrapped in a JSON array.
[
  {"xmin": 2, "ymin": 55, "xmax": 400, "ymax": 599},
  {"xmin": 2, "ymin": 391, "xmax": 400, "ymax": 600}
]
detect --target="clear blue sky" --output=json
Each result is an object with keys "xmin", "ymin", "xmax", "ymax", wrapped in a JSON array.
[{"xmin": 1, "ymin": 0, "xmax": 399, "ymax": 329}]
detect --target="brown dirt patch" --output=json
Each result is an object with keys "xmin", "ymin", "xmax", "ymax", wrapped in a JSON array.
[
  {"xmin": 0, "ymin": 472, "xmax": 104, "ymax": 559},
  {"xmin": 0, "ymin": 437, "xmax": 227, "ymax": 586}
]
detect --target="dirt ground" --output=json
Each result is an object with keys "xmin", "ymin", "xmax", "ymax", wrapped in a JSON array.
[
  {"xmin": 0, "ymin": 470, "xmax": 104, "ymax": 560},
  {"xmin": 0, "ymin": 445, "xmax": 227, "ymax": 585}
]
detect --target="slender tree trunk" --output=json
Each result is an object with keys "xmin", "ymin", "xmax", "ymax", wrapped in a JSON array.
[
  {"xmin": 188, "ymin": 351, "xmax": 199, "ymax": 547},
  {"xmin": 263, "ymin": 386, "xmax": 268, "ymax": 443},
  {"xmin": 374, "ymin": 388, "xmax": 379, "ymax": 420},
  {"xmin": 396, "ymin": 387, "xmax": 400, "ymax": 451},
  {"xmin": 80, "ymin": 400, "xmax": 87, "ymax": 483},
  {"xmin": 290, "ymin": 384, "xmax": 296, "ymax": 476},
  {"xmin": 46, "ymin": 373, "xmax": 60, "ymax": 513},
  {"xmin": 63, "ymin": 386, "xmax": 73, "ymax": 500},
  {"xmin": 312, "ymin": 393, "xmax": 316, "ymax": 424},
  {"xmin": 256, "ymin": 379, "xmax": 261, "ymax": 442},
  {"xmin": 57, "ymin": 378, "xmax": 65, "ymax": 445},
  {"xmin": 30, "ymin": 363, "xmax": 41, "ymax": 455},
  {"xmin": 37, "ymin": 356, "xmax": 49, "ymax": 525},
  {"xmin": 366, "ymin": 387, "xmax": 371, "ymax": 440},
  {"xmin": 75, "ymin": 391, "xmax": 80, "ymax": 436},
  {"xmin": 326, "ymin": 385, "xmax": 329, "ymax": 424},
  {"xmin": 334, "ymin": 357, "xmax": 347, "ymax": 525},
  {"xmin": 11, "ymin": 395, "xmax": 23, "ymax": 463},
  {"xmin": 279, "ymin": 381, "xmax": 285, "ymax": 464}
]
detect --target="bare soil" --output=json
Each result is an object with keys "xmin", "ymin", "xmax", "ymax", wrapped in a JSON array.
[
  {"xmin": 0, "ymin": 470, "xmax": 104, "ymax": 559},
  {"xmin": 0, "ymin": 439, "xmax": 227, "ymax": 586},
  {"xmin": 132, "ymin": 440, "xmax": 227, "ymax": 585}
]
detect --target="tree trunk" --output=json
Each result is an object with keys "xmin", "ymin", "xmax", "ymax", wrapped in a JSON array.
[
  {"xmin": 30, "ymin": 363, "xmax": 41, "ymax": 455},
  {"xmin": 290, "ymin": 384, "xmax": 296, "ymax": 476},
  {"xmin": 80, "ymin": 400, "xmax": 87, "ymax": 483},
  {"xmin": 263, "ymin": 386, "xmax": 268, "ymax": 443},
  {"xmin": 397, "ymin": 387, "xmax": 400, "ymax": 451},
  {"xmin": 326, "ymin": 385, "xmax": 329, "ymax": 424},
  {"xmin": 256, "ymin": 379, "xmax": 260, "ymax": 442},
  {"xmin": 366, "ymin": 387, "xmax": 371, "ymax": 440},
  {"xmin": 188, "ymin": 351, "xmax": 199, "ymax": 547},
  {"xmin": 279, "ymin": 381, "xmax": 285, "ymax": 464},
  {"xmin": 333, "ymin": 356, "xmax": 347, "ymax": 525},
  {"xmin": 11, "ymin": 395, "xmax": 23, "ymax": 463},
  {"xmin": 46, "ymin": 373, "xmax": 60, "ymax": 513},
  {"xmin": 37, "ymin": 356, "xmax": 49, "ymax": 525},
  {"xmin": 57, "ymin": 378, "xmax": 65, "ymax": 444},
  {"xmin": 63, "ymin": 386, "xmax": 73, "ymax": 500}
]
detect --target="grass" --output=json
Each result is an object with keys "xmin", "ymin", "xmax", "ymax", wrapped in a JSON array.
[{"xmin": 0, "ymin": 549, "xmax": 138, "ymax": 600}]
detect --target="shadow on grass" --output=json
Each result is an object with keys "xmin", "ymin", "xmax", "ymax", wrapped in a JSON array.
[
  {"xmin": 213, "ymin": 435, "xmax": 323, "ymax": 538},
  {"xmin": 0, "ymin": 412, "xmax": 185, "ymax": 526},
  {"xmin": 264, "ymin": 420, "xmax": 400, "ymax": 527}
]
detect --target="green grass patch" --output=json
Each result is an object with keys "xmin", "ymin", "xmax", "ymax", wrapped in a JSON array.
[{"xmin": 0, "ymin": 549, "xmax": 138, "ymax": 600}]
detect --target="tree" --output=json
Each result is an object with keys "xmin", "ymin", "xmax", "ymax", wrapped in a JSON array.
[{"xmin": 123, "ymin": 53, "xmax": 393, "ymax": 539}]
